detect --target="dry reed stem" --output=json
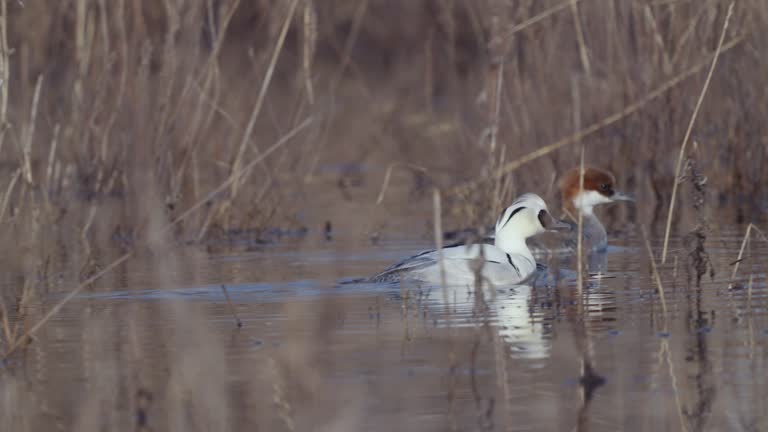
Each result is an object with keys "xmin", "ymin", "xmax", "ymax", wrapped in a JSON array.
[
  {"xmin": 330, "ymin": 0, "xmax": 369, "ymax": 92},
  {"xmin": 729, "ymin": 223, "xmax": 768, "ymax": 288},
  {"xmin": 44, "ymin": 124, "xmax": 60, "ymax": 194},
  {"xmin": 374, "ymin": 162, "xmax": 428, "ymax": 206},
  {"xmin": 21, "ymin": 75, "xmax": 43, "ymax": 185},
  {"xmin": 231, "ymin": 0, "xmax": 300, "ymax": 197},
  {"xmin": 576, "ymin": 146, "xmax": 585, "ymax": 299},
  {"xmin": 98, "ymin": 0, "xmax": 128, "ymax": 166},
  {"xmin": 2, "ymin": 251, "xmax": 133, "ymax": 359},
  {"xmin": 0, "ymin": 0, "xmax": 7, "ymax": 154},
  {"xmin": 671, "ymin": 5, "xmax": 711, "ymax": 67},
  {"xmin": 501, "ymin": 0, "xmax": 577, "ymax": 41},
  {"xmin": 0, "ymin": 299, "xmax": 18, "ymax": 348},
  {"xmin": 302, "ymin": 0, "xmax": 317, "ymax": 105},
  {"xmin": 172, "ymin": 116, "xmax": 313, "ymax": 229},
  {"xmin": 433, "ymin": 189, "xmax": 448, "ymax": 293},
  {"xmin": 452, "ymin": 34, "xmax": 745, "ymax": 195},
  {"xmin": 488, "ymin": 61, "xmax": 505, "ymax": 218},
  {"xmin": 729, "ymin": 223, "xmax": 753, "ymax": 287},
  {"xmin": 643, "ymin": 5, "xmax": 672, "ymax": 73},
  {"xmin": 660, "ymin": 2, "xmax": 735, "ymax": 264},
  {"xmin": 173, "ymin": 0, "xmax": 241, "ymax": 196},
  {"xmin": 0, "ymin": 168, "xmax": 20, "ymax": 222},
  {"xmin": 641, "ymin": 225, "xmax": 668, "ymax": 322},
  {"xmin": 569, "ymin": 0, "xmax": 591, "ymax": 74}
]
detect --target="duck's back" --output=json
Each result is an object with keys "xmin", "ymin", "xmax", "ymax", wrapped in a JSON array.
[{"xmin": 371, "ymin": 244, "xmax": 535, "ymax": 286}]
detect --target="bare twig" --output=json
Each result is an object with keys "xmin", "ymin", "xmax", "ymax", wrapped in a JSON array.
[
  {"xmin": 576, "ymin": 147, "xmax": 585, "ymax": 298},
  {"xmin": 220, "ymin": 284, "xmax": 243, "ymax": 328}
]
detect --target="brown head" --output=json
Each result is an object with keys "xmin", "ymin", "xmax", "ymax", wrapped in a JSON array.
[{"xmin": 559, "ymin": 167, "xmax": 632, "ymax": 216}]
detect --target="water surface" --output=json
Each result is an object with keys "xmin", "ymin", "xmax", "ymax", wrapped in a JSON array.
[{"xmin": 2, "ymin": 228, "xmax": 767, "ymax": 431}]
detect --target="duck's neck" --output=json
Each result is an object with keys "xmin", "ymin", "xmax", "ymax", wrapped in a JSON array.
[
  {"xmin": 564, "ymin": 204, "xmax": 608, "ymax": 249},
  {"xmin": 495, "ymin": 236, "xmax": 534, "ymax": 262},
  {"xmin": 581, "ymin": 213, "xmax": 607, "ymax": 248}
]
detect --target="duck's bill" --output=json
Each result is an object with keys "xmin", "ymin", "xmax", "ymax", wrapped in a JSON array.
[
  {"xmin": 542, "ymin": 213, "xmax": 572, "ymax": 231},
  {"xmin": 548, "ymin": 218, "xmax": 572, "ymax": 231},
  {"xmin": 612, "ymin": 191, "xmax": 634, "ymax": 202}
]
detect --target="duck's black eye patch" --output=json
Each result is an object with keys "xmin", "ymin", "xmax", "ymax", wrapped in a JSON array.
[
  {"xmin": 599, "ymin": 183, "xmax": 614, "ymax": 195},
  {"xmin": 537, "ymin": 210, "xmax": 547, "ymax": 228},
  {"xmin": 500, "ymin": 206, "xmax": 525, "ymax": 229}
]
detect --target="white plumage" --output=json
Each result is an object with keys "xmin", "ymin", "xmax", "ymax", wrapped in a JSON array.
[{"xmin": 372, "ymin": 193, "xmax": 562, "ymax": 286}]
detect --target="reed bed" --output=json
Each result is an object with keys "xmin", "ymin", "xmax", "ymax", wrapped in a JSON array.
[{"xmin": 0, "ymin": 0, "xmax": 766, "ymax": 430}]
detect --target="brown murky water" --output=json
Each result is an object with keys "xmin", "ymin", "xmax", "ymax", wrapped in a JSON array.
[{"xmin": 1, "ymin": 226, "xmax": 767, "ymax": 431}]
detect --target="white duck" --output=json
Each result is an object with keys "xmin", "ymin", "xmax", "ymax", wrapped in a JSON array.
[{"xmin": 371, "ymin": 193, "xmax": 565, "ymax": 286}]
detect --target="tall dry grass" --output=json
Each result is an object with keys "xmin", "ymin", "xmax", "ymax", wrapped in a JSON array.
[{"xmin": 0, "ymin": 1, "xmax": 763, "ymax": 245}]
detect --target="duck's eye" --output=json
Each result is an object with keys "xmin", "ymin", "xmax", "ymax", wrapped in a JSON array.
[
  {"xmin": 537, "ymin": 210, "xmax": 547, "ymax": 227},
  {"xmin": 599, "ymin": 183, "xmax": 610, "ymax": 191}
]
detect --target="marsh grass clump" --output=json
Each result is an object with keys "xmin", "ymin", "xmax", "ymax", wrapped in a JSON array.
[{"xmin": 682, "ymin": 154, "xmax": 715, "ymax": 287}]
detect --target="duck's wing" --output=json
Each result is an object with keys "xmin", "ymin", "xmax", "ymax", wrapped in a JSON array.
[
  {"xmin": 371, "ymin": 244, "xmax": 485, "ymax": 282},
  {"xmin": 370, "ymin": 249, "xmax": 438, "ymax": 282}
]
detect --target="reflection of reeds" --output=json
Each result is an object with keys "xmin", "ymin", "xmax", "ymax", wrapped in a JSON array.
[
  {"xmin": 682, "ymin": 154, "xmax": 714, "ymax": 287},
  {"xmin": 641, "ymin": 226, "xmax": 668, "ymax": 321}
]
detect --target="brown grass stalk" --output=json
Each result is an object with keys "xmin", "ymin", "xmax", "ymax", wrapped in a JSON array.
[
  {"xmin": 660, "ymin": 2, "xmax": 735, "ymax": 264},
  {"xmin": 21, "ymin": 74, "xmax": 43, "ymax": 185},
  {"xmin": 0, "ymin": 0, "xmax": 8, "ymax": 154},
  {"xmin": 302, "ymin": 0, "xmax": 317, "ymax": 105},
  {"xmin": 569, "ymin": 0, "xmax": 591, "ymax": 74},
  {"xmin": 576, "ymin": 146, "xmax": 585, "ymax": 299},
  {"xmin": 0, "ymin": 168, "xmax": 20, "ymax": 223},
  {"xmin": 230, "ymin": 0, "xmax": 300, "ymax": 198},
  {"xmin": 729, "ymin": 223, "xmax": 768, "ymax": 289},
  {"xmin": 3, "ymin": 251, "xmax": 133, "ymax": 359},
  {"xmin": 433, "ymin": 188, "xmax": 447, "ymax": 290},
  {"xmin": 374, "ymin": 162, "xmax": 428, "ymax": 206}
]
